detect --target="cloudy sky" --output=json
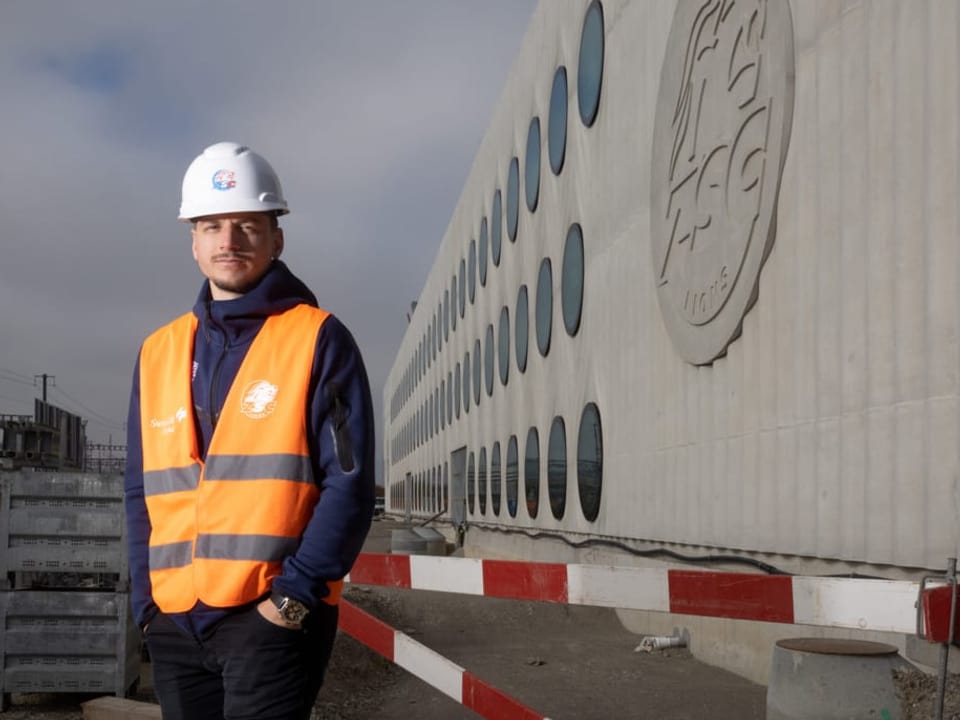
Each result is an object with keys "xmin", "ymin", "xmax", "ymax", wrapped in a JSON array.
[{"xmin": 0, "ymin": 2, "xmax": 537, "ymax": 473}]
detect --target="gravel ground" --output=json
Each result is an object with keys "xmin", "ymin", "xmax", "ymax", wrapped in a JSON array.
[{"xmin": 894, "ymin": 667, "xmax": 960, "ymax": 720}]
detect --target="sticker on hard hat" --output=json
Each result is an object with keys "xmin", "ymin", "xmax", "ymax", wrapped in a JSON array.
[{"xmin": 211, "ymin": 169, "xmax": 237, "ymax": 191}]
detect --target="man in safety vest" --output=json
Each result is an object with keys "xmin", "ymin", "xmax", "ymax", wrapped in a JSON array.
[{"xmin": 123, "ymin": 141, "xmax": 375, "ymax": 720}]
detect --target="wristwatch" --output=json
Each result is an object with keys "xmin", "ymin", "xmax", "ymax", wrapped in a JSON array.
[{"xmin": 270, "ymin": 592, "xmax": 310, "ymax": 624}]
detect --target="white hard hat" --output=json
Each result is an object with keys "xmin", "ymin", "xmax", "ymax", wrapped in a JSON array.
[{"xmin": 178, "ymin": 141, "xmax": 289, "ymax": 221}]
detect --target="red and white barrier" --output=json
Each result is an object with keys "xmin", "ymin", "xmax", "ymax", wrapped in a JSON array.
[
  {"xmin": 346, "ymin": 552, "xmax": 924, "ymax": 636},
  {"xmin": 339, "ymin": 599, "xmax": 549, "ymax": 720}
]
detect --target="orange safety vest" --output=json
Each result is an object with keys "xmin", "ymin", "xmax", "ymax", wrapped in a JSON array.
[{"xmin": 138, "ymin": 303, "xmax": 343, "ymax": 613}]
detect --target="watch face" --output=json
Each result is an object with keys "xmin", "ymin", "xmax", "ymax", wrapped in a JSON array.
[{"xmin": 278, "ymin": 597, "xmax": 308, "ymax": 623}]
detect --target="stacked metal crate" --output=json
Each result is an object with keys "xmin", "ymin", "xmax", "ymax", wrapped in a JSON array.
[{"xmin": 0, "ymin": 470, "xmax": 139, "ymax": 711}]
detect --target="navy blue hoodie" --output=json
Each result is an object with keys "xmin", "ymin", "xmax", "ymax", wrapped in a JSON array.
[{"xmin": 123, "ymin": 260, "xmax": 375, "ymax": 638}]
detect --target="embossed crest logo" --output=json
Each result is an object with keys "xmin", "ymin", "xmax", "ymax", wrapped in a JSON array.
[
  {"xmin": 240, "ymin": 380, "xmax": 278, "ymax": 419},
  {"xmin": 650, "ymin": 0, "xmax": 794, "ymax": 365}
]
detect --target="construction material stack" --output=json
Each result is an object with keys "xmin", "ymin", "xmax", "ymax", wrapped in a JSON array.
[{"xmin": 0, "ymin": 470, "xmax": 138, "ymax": 711}]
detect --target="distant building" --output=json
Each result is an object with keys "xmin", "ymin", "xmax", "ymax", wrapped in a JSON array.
[{"xmin": 0, "ymin": 400, "xmax": 86, "ymax": 471}]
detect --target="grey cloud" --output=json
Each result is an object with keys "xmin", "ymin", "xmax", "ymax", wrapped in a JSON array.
[{"xmin": 0, "ymin": 1, "xmax": 537, "ymax": 482}]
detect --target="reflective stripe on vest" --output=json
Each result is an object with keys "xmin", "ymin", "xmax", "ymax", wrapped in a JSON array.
[{"xmin": 139, "ymin": 304, "xmax": 343, "ymax": 612}]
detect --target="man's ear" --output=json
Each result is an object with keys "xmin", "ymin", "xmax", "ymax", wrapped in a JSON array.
[
  {"xmin": 273, "ymin": 227, "xmax": 284, "ymax": 259},
  {"xmin": 191, "ymin": 228, "xmax": 199, "ymax": 261}
]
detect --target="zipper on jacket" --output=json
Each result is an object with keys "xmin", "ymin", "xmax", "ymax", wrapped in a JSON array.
[
  {"xmin": 330, "ymin": 389, "xmax": 355, "ymax": 473},
  {"xmin": 209, "ymin": 336, "xmax": 227, "ymax": 432}
]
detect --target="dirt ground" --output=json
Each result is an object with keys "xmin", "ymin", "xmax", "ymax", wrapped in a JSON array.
[{"xmin": 4, "ymin": 518, "xmax": 959, "ymax": 719}]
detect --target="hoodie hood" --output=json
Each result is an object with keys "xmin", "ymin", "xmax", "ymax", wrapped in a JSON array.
[{"xmin": 192, "ymin": 260, "xmax": 318, "ymax": 346}]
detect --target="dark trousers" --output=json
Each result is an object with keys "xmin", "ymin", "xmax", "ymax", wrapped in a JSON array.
[{"xmin": 145, "ymin": 603, "xmax": 339, "ymax": 720}]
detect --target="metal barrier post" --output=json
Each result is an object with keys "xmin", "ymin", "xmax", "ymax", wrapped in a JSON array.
[{"xmin": 935, "ymin": 557, "xmax": 957, "ymax": 720}]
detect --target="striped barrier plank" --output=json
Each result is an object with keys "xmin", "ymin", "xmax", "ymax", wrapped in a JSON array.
[
  {"xmin": 338, "ymin": 599, "xmax": 549, "ymax": 720},
  {"xmin": 346, "ymin": 553, "xmax": 923, "ymax": 637}
]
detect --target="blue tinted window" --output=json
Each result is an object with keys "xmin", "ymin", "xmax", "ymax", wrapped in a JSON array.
[
  {"xmin": 506, "ymin": 435, "xmax": 519, "ymax": 518},
  {"xmin": 491, "ymin": 190, "xmax": 502, "ymax": 266},
  {"xmin": 548, "ymin": 416, "xmax": 567, "ymax": 520},
  {"xmin": 525, "ymin": 117, "xmax": 541, "ymax": 212},
  {"xmin": 459, "ymin": 258, "xmax": 466, "ymax": 318},
  {"xmin": 447, "ymin": 371, "xmax": 453, "ymax": 424},
  {"xmin": 454, "ymin": 364, "xmax": 461, "ymax": 419},
  {"xmin": 491, "ymin": 441, "xmax": 502, "ymax": 517},
  {"xmin": 463, "ymin": 351, "xmax": 470, "ymax": 414},
  {"xmin": 506, "ymin": 157, "xmax": 520, "ymax": 242},
  {"xmin": 478, "ymin": 447, "xmax": 487, "ymax": 515},
  {"xmin": 473, "ymin": 339, "xmax": 481, "ymax": 406},
  {"xmin": 498, "ymin": 306, "xmax": 510, "ymax": 386},
  {"xmin": 444, "ymin": 289, "xmax": 450, "ymax": 340},
  {"xmin": 467, "ymin": 451, "xmax": 476, "ymax": 515},
  {"xmin": 578, "ymin": 0, "xmax": 604, "ymax": 127},
  {"xmin": 479, "ymin": 217, "xmax": 488, "ymax": 287},
  {"xmin": 562, "ymin": 223, "xmax": 584, "ymax": 336},
  {"xmin": 577, "ymin": 402, "xmax": 602, "ymax": 522},
  {"xmin": 524, "ymin": 427, "xmax": 540, "ymax": 519},
  {"xmin": 468, "ymin": 238, "xmax": 477, "ymax": 304},
  {"xmin": 484, "ymin": 323, "xmax": 495, "ymax": 397},
  {"xmin": 548, "ymin": 66, "xmax": 568, "ymax": 175},
  {"xmin": 516, "ymin": 284, "xmax": 529, "ymax": 373},
  {"xmin": 451, "ymin": 276, "xmax": 457, "ymax": 331},
  {"xmin": 536, "ymin": 258, "xmax": 553, "ymax": 357}
]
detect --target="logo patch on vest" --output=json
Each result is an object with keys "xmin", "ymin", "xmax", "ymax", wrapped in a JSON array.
[
  {"xmin": 150, "ymin": 406, "xmax": 188, "ymax": 434},
  {"xmin": 240, "ymin": 380, "xmax": 278, "ymax": 419}
]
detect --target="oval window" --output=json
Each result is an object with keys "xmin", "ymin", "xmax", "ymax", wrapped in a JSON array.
[
  {"xmin": 506, "ymin": 156, "xmax": 520, "ymax": 242},
  {"xmin": 462, "ymin": 352, "xmax": 470, "ymax": 414},
  {"xmin": 451, "ymin": 275, "xmax": 457, "ymax": 331},
  {"xmin": 473, "ymin": 338, "xmax": 482, "ymax": 406},
  {"xmin": 516, "ymin": 284, "xmax": 529, "ymax": 373},
  {"xmin": 577, "ymin": 403, "xmax": 603, "ymax": 522},
  {"xmin": 468, "ymin": 239, "xmax": 477, "ymax": 305},
  {"xmin": 536, "ymin": 258, "xmax": 553, "ymax": 357},
  {"xmin": 548, "ymin": 416, "xmax": 567, "ymax": 520},
  {"xmin": 562, "ymin": 223, "xmax": 584, "ymax": 336},
  {"xmin": 524, "ymin": 427, "xmax": 540, "ymax": 520},
  {"xmin": 478, "ymin": 446, "xmax": 487, "ymax": 515},
  {"xmin": 484, "ymin": 323, "xmax": 495, "ymax": 397},
  {"xmin": 458, "ymin": 258, "xmax": 466, "ymax": 318},
  {"xmin": 454, "ymin": 364, "xmax": 461, "ymax": 419},
  {"xmin": 498, "ymin": 306, "xmax": 510, "ymax": 385},
  {"xmin": 548, "ymin": 66, "xmax": 568, "ymax": 174},
  {"xmin": 525, "ymin": 117, "xmax": 541, "ymax": 212},
  {"xmin": 506, "ymin": 435, "xmax": 519, "ymax": 518},
  {"xmin": 578, "ymin": 0, "xmax": 605, "ymax": 127},
  {"xmin": 467, "ymin": 452, "xmax": 476, "ymax": 515},
  {"xmin": 491, "ymin": 442, "xmax": 502, "ymax": 517},
  {"xmin": 479, "ymin": 217, "xmax": 488, "ymax": 287},
  {"xmin": 491, "ymin": 190, "xmax": 502, "ymax": 266}
]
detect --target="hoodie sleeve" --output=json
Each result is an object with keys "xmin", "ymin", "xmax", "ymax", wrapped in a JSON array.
[
  {"xmin": 270, "ymin": 315, "xmax": 376, "ymax": 607},
  {"xmin": 122, "ymin": 353, "xmax": 160, "ymax": 629}
]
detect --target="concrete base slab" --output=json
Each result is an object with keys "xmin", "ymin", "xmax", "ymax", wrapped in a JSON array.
[{"xmin": 766, "ymin": 638, "xmax": 914, "ymax": 720}]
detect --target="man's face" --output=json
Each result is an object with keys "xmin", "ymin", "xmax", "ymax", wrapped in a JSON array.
[{"xmin": 191, "ymin": 212, "xmax": 283, "ymax": 300}]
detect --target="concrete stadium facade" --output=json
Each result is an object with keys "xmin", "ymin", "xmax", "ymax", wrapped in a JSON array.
[{"xmin": 382, "ymin": 0, "xmax": 960, "ymax": 682}]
